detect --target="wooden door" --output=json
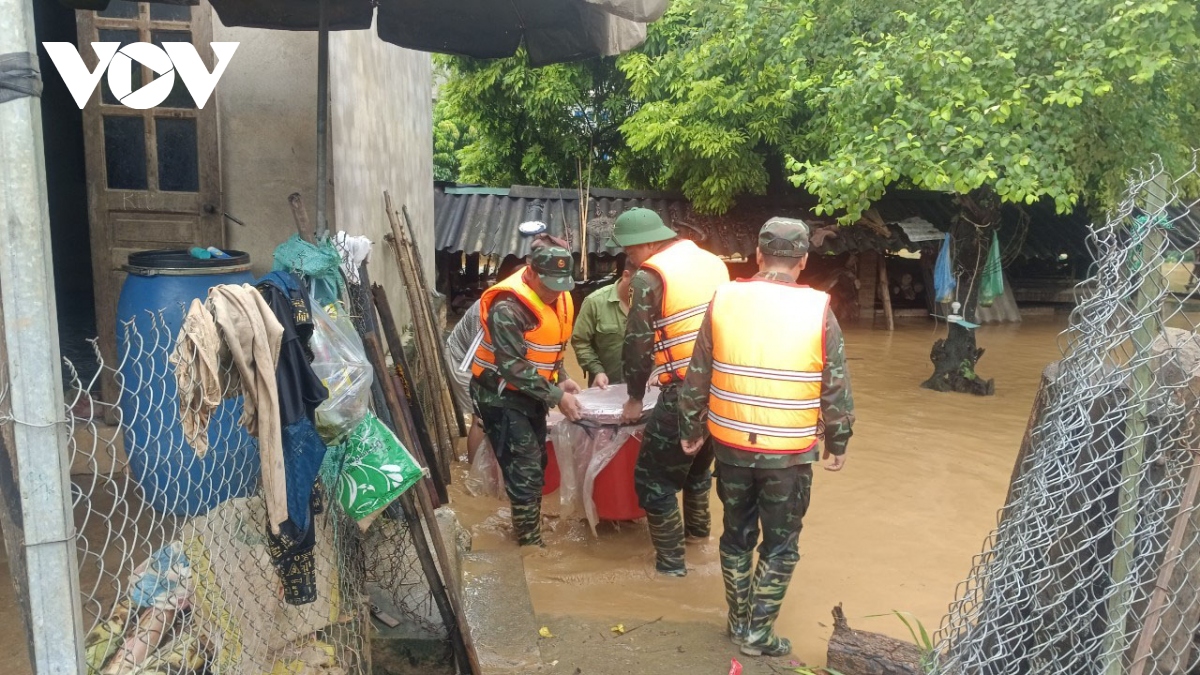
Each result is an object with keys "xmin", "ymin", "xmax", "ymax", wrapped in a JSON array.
[{"xmin": 77, "ymin": 1, "xmax": 223, "ymax": 403}]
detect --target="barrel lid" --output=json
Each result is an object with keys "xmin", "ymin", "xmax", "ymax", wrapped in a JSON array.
[{"xmin": 125, "ymin": 249, "xmax": 252, "ymax": 276}]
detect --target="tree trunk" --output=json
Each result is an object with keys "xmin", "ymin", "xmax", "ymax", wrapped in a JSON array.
[{"xmin": 921, "ymin": 188, "xmax": 998, "ymax": 396}]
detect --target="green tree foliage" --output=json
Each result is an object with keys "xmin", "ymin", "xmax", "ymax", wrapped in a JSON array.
[
  {"xmin": 435, "ymin": 52, "xmax": 650, "ymax": 188},
  {"xmin": 620, "ymin": 0, "xmax": 914, "ymax": 213},
  {"xmin": 790, "ymin": 0, "xmax": 1200, "ymax": 223},
  {"xmin": 433, "ymin": 101, "xmax": 474, "ymax": 182}
]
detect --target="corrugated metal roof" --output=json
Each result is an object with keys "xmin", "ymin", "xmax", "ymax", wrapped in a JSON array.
[
  {"xmin": 435, "ymin": 184, "xmax": 1095, "ymax": 261},
  {"xmin": 435, "ymin": 185, "xmax": 919, "ymax": 259}
]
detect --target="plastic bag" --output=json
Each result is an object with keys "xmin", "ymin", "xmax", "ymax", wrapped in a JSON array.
[
  {"xmin": 934, "ymin": 232, "xmax": 957, "ymax": 304},
  {"xmin": 978, "ymin": 231, "xmax": 1005, "ymax": 307},
  {"xmin": 464, "ymin": 438, "xmax": 506, "ymax": 500},
  {"xmin": 334, "ymin": 412, "xmax": 424, "ymax": 523},
  {"xmin": 309, "ymin": 299, "xmax": 373, "ymax": 443}
]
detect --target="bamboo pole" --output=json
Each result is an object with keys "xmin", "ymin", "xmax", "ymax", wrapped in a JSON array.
[
  {"xmin": 401, "ymin": 203, "xmax": 468, "ymax": 438},
  {"xmin": 383, "ymin": 192, "xmax": 456, "ymax": 478}
]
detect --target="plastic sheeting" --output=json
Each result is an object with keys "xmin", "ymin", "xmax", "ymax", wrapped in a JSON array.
[{"xmin": 555, "ymin": 387, "xmax": 659, "ymax": 534}]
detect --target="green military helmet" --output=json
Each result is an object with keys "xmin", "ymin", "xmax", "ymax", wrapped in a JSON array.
[
  {"xmin": 605, "ymin": 207, "xmax": 677, "ymax": 249},
  {"xmin": 530, "ymin": 245, "xmax": 576, "ymax": 292}
]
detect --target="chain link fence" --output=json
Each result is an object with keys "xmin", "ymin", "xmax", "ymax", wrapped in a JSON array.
[
  {"xmin": 932, "ymin": 159, "xmax": 1200, "ymax": 674},
  {"xmin": 20, "ymin": 280, "xmax": 445, "ymax": 674}
]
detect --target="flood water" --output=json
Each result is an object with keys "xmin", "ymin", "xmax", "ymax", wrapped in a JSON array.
[{"xmin": 450, "ymin": 315, "xmax": 1074, "ymax": 666}]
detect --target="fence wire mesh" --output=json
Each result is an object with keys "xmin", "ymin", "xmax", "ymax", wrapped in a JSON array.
[
  {"xmin": 932, "ymin": 159, "xmax": 1200, "ymax": 675},
  {"xmin": 19, "ymin": 282, "xmax": 444, "ymax": 674}
]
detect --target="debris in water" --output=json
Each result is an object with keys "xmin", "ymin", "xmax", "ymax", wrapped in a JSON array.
[
  {"xmin": 729, "ymin": 658, "xmax": 743, "ymax": 675},
  {"xmin": 539, "ymin": 626, "xmax": 554, "ymax": 639},
  {"xmin": 610, "ymin": 624, "xmax": 626, "ymax": 635}
]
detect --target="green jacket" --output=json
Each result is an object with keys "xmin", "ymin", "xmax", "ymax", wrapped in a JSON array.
[
  {"xmin": 570, "ymin": 281, "xmax": 628, "ymax": 385},
  {"xmin": 678, "ymin": 271, "xmax": 855, "ymax": 469}
]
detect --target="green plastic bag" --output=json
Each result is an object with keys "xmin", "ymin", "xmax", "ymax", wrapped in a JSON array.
[
  {"xmin": 979, "ymin": 232, "xmax": 1004, "ymax": 307},
  {"xmin": 333, "ymin": 412, "xmax": 424, "ymax": 522}
]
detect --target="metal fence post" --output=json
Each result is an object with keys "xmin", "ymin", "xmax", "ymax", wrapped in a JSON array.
[{"xmin": 0, "ymin": 1, "xmax": 87, "ymax": 672}]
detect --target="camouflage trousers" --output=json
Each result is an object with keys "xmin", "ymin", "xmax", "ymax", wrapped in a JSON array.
[
  {"xmin": 634, "ymin": 385, "xmax": 715, "ymax": 574},
  {"xmin": 475, "ymin": 397, "xmax": 548, "ymax": 546},
  {"xmin": 716, "ymin": 461, "xmax": 812, "ymax": 650}
]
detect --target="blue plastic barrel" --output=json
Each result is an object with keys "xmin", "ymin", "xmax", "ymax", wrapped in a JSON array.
[{"xmin": 117, "ymin": 249, "xmax": 260, "ymax": 516}]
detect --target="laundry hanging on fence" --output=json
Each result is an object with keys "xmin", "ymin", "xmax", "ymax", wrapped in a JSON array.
[
  {"xmin": 171, "ymin": 299, "xmax": 222, "ymax": 457},
  {"xmin": 205, "ymin": 283, "xmax": 289, "ymax": 534},
  {"xmin": 934, "ymin": 232, "xmax": 957, "ymax": 304},
  {"xmin": 979, "ymin": 231, "xmax": 1005, "ymax": 307}
]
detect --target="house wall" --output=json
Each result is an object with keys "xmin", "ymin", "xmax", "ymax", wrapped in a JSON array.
[
  {"xmin": 329, "ymin": 21, "xmax": 435, "ymax": 323},
  {"xmin": 209, "ymin": 15, "xmax": 435, "ymax": 329},
  {"xmin": 211, "ymin": 20, "xmax": 320, "ymax": 273}
]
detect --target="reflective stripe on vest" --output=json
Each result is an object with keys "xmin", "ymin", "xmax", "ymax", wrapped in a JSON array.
[
  {"xmin": 641, "ymin": 240, "xmax": 729, "ymax": 386},
  {"xmin": 707, "ymin": 279, "xmax": 828, "ymax": 453},
  {"xmin": 471, "ymin": 268, "xmax": 575, "ymax": 389}
]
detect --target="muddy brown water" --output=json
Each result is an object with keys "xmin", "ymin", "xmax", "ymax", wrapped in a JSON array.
[{"xmin": 451, "ymin": 316, "xmax": 1073, "ymax": 668}]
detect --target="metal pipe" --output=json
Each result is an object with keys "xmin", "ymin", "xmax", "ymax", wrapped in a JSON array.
[
  {"xmin": 0, "ymin": 1, "xmax": 86, "ymax": 672},
  {"xmin": 315, "ymin": 0, "xmax": 330, "ymax": 240}
]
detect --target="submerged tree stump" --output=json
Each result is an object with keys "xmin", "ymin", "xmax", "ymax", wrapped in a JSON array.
[{"xmin": 826, "ymin": 605, "xmax": 924, "ymax": 675}]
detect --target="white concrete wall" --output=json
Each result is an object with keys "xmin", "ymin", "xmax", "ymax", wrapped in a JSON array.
[
  {"xmin": 329, "ymin": 20, "xmax": 435, "ymax": 323},
  {"xmin": 212, "ymin": 20, "xmax": 320, "ymax": 274}
]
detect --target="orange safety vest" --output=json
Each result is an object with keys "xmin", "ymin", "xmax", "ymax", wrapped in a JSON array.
[
  {"xmin": 471, "ymin": 268, "xmax": 575, "ymax": 389},
  {"xmin": 641, "ymin": 239, "xmax": 730, "ymax": 386},
  {"xmin": 707, "ymin": 279, "xmax": 828, "ymax": 453}
]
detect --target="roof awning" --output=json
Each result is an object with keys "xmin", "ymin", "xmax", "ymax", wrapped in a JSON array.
[{"xmin": 62, "ymin": 0, "xmax": 670, "ymax": 65}]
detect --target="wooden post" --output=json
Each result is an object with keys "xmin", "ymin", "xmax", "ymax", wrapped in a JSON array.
[
  {"xmin": 372, "ymin": 284, "xmax": 450, "ymax": 504},
  {"xmin": 878, "ymin": 253, "xmax": 895, "ymax": 331},
  {"xmin": 288, "ymin": 192, "xmax": 316, "ymax": 244},
  {"xmin": 1103, "ymin": 172, "xmax": 1168, "ymax": 675}
]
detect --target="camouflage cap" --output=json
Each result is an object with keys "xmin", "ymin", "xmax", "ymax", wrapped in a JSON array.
[
  {"xmin": 530, "ymin": 245, "xmax": 576, "ymax": 292},
  {"xmin": 758, "ymin": 217, "xmax": 811, "ymax": 258}
]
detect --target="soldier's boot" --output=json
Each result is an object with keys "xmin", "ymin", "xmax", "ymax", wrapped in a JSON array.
[
  {"xmin": 683, "ymin": 487, "xmax": 711, "ymax": 542},
  {"xmin": 740, "ymin": 558, "xmax": 797, "ymax": 657},
  {"xmin": 510, "ymin": 500, "xmax": 543, "ymax": 547},
  {"xmin": 721, "ymin": 551, "xmax": 754, "ymax": 646},
  {"xmin": 644, "ymin": 507, "xmax": 687, "ymax": 577}
]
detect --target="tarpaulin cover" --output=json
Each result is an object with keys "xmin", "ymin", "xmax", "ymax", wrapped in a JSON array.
[{"xmin": 555, "ymin": 386, "xmax": 659, "ymax": 534}]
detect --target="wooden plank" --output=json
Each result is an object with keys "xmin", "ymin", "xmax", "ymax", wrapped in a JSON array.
[{"xmin": 857, "ymin": 251, "xmax": 879, "ymax": 322}]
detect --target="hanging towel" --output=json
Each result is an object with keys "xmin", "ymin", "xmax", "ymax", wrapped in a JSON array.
[
  {"xmin": 170, "ymin": 299, "xmax": 222, "ymax": 457},
  {"xmin": 206, "ymin": 283, "xmax": 289, "ymax": 535},
  {"xmin": 979, "ymin": 231, "xmax": 1005, "ymax": 307},
  {"xmin": 934, "ymin": 233, "xmax": 957, "ymax": 304}
]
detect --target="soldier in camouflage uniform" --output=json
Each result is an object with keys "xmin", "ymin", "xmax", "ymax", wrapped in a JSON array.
[
  {"xmin": 610, "ymin": 209, "xmax": 730, "ymax": 576},
  {"xmin": 471, "ymin": 246, "xmax": 583, "ymax": 546},
  {"xmin": 680, "ymin": 218, "xmax": 855, "ymax": 658}
]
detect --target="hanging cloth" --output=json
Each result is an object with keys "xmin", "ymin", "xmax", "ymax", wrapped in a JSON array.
[
  {"xmin": 979, "ymin": 232, "xmax": 1005, "ymax": 308},
  {"xmin": 272, "ymin": 235, "xmax": 345, "ymax": 307},
  {"xmin": 934, "ymin": 233, "xmax": 957, "ymax": 304}
]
